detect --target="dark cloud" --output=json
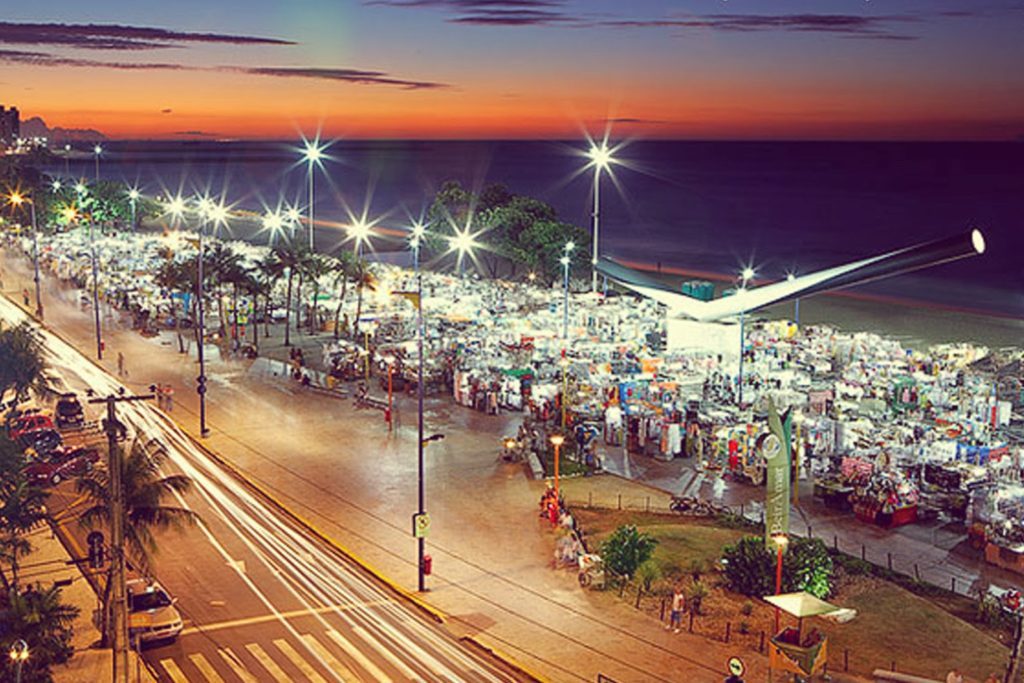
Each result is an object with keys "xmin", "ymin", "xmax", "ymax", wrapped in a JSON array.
[
  {"xmin": 0, "ymin": 21, "xmax": 294, "ymax": 50},
  {"xmin": 597, "ymin": 14, "xmax": 919, "ymax": 40},
  {"xmin": 608, "ymin": 117, "xmax": 667, "ymax": 125},
  {"xmin": 161, "ymin": 108, "xmax": 173, "ymax": 114},
  {"xmin": 0, "ymin": 48, "xmax": 447, "ymax": 89},
  {"xmin": 368, "ymin": 0, "xmax": 576, "ymax": 26},
  {"xmin": 173, "ymin": 130, "xmax": 220, "ymax": 137}
]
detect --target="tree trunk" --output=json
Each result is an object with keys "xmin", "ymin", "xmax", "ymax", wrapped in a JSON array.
[
  {"xmin": 231, "ymin": 282, "xmax": 239, "ymax": 347},
  {"xmin": 284, "ymin": 269, "xmax": 294, "ymax": 347},
  {"xmin": 251, "ymin": 292, "xmax": 259, "ymax": 350},
  {"xmin": 310, "ymin": 282, "xmax": 320, "ymax": 334},
  {"xmin": 98, "ymin": 566, "xmax": 114, "ymax": 647},
  {"xmin": 355, "ymin": 278, "xmax": 364, "ymax": 336},
  {"xmin": 295, "ymin": 272, "xmax": 303, "ymax": 335}
]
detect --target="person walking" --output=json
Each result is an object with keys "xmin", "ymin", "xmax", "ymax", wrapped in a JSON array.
[
  {"xmin": 155, "ymin": 383, "xmax": 165, "ymax": 409},
  {"xmin": 163, "ymin": 384, "xmax": 174, "ymax": 411},
  {"xmin": 117, "ymin": 351, "xmax": 127, "ymax": 377}
]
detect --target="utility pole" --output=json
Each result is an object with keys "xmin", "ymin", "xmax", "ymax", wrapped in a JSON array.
[
  {"xmin": 88, "ymin": 387, "xmax": 155, "ymax": 683},
  {"xmin": 1007, "ymin": 612, "xmax": 1023, "ymax": 683}
]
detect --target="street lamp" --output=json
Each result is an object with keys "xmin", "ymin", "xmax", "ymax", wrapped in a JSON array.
[
  {"xmin": 9, "ymin": 639, "xmax": 29, "ymax": 683},
  {"xmin": 75, "ymin": 183, "xmax": 104, "ymax": 360},
  {"xmin": 771, "ymin": 532, "xmax": 789, "ymax": 631},
  {"xmin": 193, "ymin": 197, "xmax": 228, "ymax": 437},
  {"xmin": 127, "ymin": 188, "xmax": 140, "ymax": 231},
  {"xmin": 409, "ymin": 221, "xmax": 426, "ymax": 271},
  {"xmin": 349, "ymin": 219, "xmax": 372, "ymax": 259},
  {"xmin": 93, "ymin": 144, "xmax": 103, "ymax": 181},
  {"xmin": 63, "ymin": 143, "xmax": 71, "ymax": 176},
  {"xmin": 787, "ymin": 272, "xmax": 800, "ymax": 326},
  {"xmin": 561, "ymin": 241, "xmax": 574, "ymax": 339},
  {"xmin": 586, "ymin": 141, "xmax": 614, "ymax": 293},
  {"xmin": 737, "ymin": 267, "xmax": 755, "ymax": 407},
  {"xmin": 301, "ymin": 139, "xmax": 326, "ymax": 251},
  {"xmin": 449, "ymin": 227, "xmax": 477, "ymax": 276},
  {"xmin": 549, "ymin": 434, "xmax": 565, "ymax": 501},
  {"xmin": 7, "ymin": 191, "xmax": 43, "ymax": 319}
]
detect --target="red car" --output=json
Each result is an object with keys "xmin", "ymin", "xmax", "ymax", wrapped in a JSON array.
[
  {"xmin": 23, "ymin": 447, "xmax": 100, "ymax": 486},
  {"xmin": 9, "ymin": 414, "xmax": 56, "ymax": 440}
]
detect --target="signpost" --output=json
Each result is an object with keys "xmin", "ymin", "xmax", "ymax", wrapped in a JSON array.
[{"xmin": 764, "ymin": 400, "xmax": 792, "ymax": 548}]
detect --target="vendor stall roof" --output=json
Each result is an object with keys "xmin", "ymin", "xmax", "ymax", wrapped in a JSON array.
[
  {"xmin": 764, "ymin": 592, "xmax": 841, "ymax": 619},
  {"xmin": 597, "ymin": 229, "xmax": 984, "ymax": 323}
]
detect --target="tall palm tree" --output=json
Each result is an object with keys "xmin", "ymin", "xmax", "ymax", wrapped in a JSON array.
[
  {"xmin": 304, "ymin": 253, "xmax": 333, "ymax": 334},
  {"xmin": 76, "ymin": 439, "xmax": 198, "ymax": 641},
  {"xmin": 0, "ymin": 322, "xmax": 48, "ymax": 406},
  {"xmin": 207, "ymin": 243, "xmax": 242, "ymax": 341},
  {"xmin": 255, "ymin": 253, "xmax": 281, "ymax": 340},
  {"xmin": 330, "ymin": 251, "xmax": 357, "ymax": 339},
  {"xmin": 353, "ymin": 257, "xmax": 373, "ymax": 337},
  {"xmin": 271, "ymin": 240, "xmax": 304, "ymax": 346},
  {"xmin": 0, "ymin": 477, "xmax": 48, "ymax": 595},
  {"xmin": 154, "ymin": 258, "xmax": 196, "ymax": 354}
]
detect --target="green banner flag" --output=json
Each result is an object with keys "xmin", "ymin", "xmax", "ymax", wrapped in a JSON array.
[{"xmin": 765, "ymin": 398, "xmax": 792, "ymax": 549}]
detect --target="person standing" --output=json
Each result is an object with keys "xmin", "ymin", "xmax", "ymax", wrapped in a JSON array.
[
  {"xmin": 117, "ymin": 351, "xmax": 127, "ymax": 377},
  {"xmin": 945, "ymin": 669, "xmax": 963, "ymax": 683},
  {"xmin": 163, "ymin": 384, "xmax": 174, "ymax": 411},
  {"xmin": 666, "ymin": 585, "xmax": 685, "ymax": 633}
]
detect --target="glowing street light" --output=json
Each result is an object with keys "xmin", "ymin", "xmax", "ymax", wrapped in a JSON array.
[
  {"xmin": 285, "ymin": 206, "xmax": 302, "ymax": 225},
  {"xmin": 736, "ymin": 266, "xmax": 756, "ymax": 408},
  {"xmin": 127, "ymin": 187, "xmax": 140, "ymax": 231},
  {"xmin": 586, "ymin": 140, "xmax": 616, "ymax": 293},
  {"xmin": 74, "ymin": 181, "xmax": 87, "ymax": 196},
  {"xmin": 165, "ymin": 195, "xmax": 187, "ymax": 222},
  {"xmin": 191, "ymin": 197, "xmax": 228, "ymax": 438},
  {"xmin": 51, "ymin": 179, "xmax": 62, "ymax": 192},
  {"xmin": 349, "ymin": 218, "xmax": 372, "ymax": 258},
  {"xmin": 261, "ymin": 210, "xmax": 285, "ymax": 242},
  {"xmin": 9, "ymin": 639, "xmax": 29, "ymax": 683},
  {"xmin": 550, "ymin": 433, "xmax": 565, "ymax": 501},
  {"xmin": 93, "ymin": 144, "xmax": 103, "ymax": 181},
  {"xmin": 301, "ymin": 138, "xmax": 327, "ymax": 250},
  {"xmin": 449, "ymin": 227, "xmax": 478, "ymax": 274},
  {"xmin": 409, "ymin": 221, "xmax": 426, "ymax": 270},
  {"xmin": 560, "ymin": 241, "xmax": 574, "ymax": 339},
  {"xmin": 6, "ymin": 191, "xmax": 43, "ymax": 318}
]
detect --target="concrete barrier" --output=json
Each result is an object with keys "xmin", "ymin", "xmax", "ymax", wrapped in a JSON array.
[{"xmin": 872, "ymin": 670, "xmax": 941, "ymax": 683}]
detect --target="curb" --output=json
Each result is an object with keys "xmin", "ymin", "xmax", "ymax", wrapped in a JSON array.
[{"xmin": 460, "ymin": 635, "xmax": 551, "ymax": 683}]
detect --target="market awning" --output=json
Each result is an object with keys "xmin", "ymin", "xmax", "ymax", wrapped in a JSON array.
[{"xmin": 764, "ymin": 592, "xmax": 840, "ymax": 618}]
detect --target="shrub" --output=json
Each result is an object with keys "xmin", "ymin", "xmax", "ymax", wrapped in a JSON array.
[
  {"xmin": 741, "ymin": 600, "xmax": 754, "ymax": 616},
  {"xmin": 738, "ymin": 620, "xmax": 751, "ymax": 635},
  {"xmin": 689, "ymin": 580, "xmax": 709, "ymax": 615},
  {"xmin": 722, "ymin": 536, "xmax": 835, "ymax": 598},
  {"xmin": 600, "ymin": 524, "xmax": 659, "ymax": 582},
  {"xmin": 689, "ymin": 559, "xmax": 706, "ymax": 582}
]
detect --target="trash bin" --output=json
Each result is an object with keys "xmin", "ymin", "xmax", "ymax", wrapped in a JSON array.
[{"xmin": 422, "ymin": 554, "xmax": 433, "ymax": 575}]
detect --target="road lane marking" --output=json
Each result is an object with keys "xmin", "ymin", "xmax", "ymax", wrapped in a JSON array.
[
  {"xmin": 245, "ymin": 642, "xmax": 291, "ymax": 682},
  {"xmin": 179, "ymin": 601, "xmax": 392, "ymax": 636},
  {"xmin": 302, "ymin": 633, "xmax": 356, "ymax": 681},
  {"xmin": 274, "ymin": 638, "xmax": 327, "ymax": 683},
  {"xmin": 326, "ymin": 629, "xmax": 393, "ymax": 683},
  {"xmin": 159, "ymin": 658, "xmax": 189, "ymax": 683},
  {"xmin": 353, "ymin": 625, "xmax": 423, "ymax": 682},
  {"xmin": 219, "ymin": 648, "xmax": 258, "ymax": 683},
  {"xmin": 188, "ymin": 653, "xmax": 225, "ymax": 682}
]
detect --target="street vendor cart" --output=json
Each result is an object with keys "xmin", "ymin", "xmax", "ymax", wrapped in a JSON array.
[{"xmin": 765, "ymin": 592, "xmax": 846, "ymax": 681}]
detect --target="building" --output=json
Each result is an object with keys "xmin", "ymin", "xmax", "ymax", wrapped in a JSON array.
[{"xmin": 0, "ymin": 105, "xmax": 21, "ymax": 147}]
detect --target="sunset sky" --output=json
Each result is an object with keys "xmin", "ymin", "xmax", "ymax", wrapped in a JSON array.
[{"xmin": 2, "ymin": 0, "xmax": 1022, "ymax": 140}]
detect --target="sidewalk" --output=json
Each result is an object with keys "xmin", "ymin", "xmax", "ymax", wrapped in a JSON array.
[
  {"xmin": 8, "ymin": 516, "xmax": 155, "ymax": 682},
  {"xmin": 2, "ymin": 245, "xmax": 884, "ymax": 682}
]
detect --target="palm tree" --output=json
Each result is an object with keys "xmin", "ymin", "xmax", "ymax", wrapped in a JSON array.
[
  {"xmin": 2, "ymin": 584, "xmax": 79, "ymax": 681},
  {"xmin": 353, "ymin": 257, "xmax": 373, "ymax": 337},
  {"xmin": 304, "ymin": 253, "xmax": 333, "ymax": 334},
  {"xmin": 0, "ymin": 477, "xmax": 48, "ymax": 595},
  {"xmin": 154, "ymin": 258, "xmax": 196, "ymax": 354},
  {"xmin": 255, "ymin": 253, "xmax": 281, "ymax": 340},
  {"xmin": 76, "ymin": 439, "xmax": 198, "ymax": 642},
  {"xmin": 0, "ymin": 322, "xmax": 48, "ymax": 406},
  {"xmin": 330, "ymin": 251, "xmax": 357, "ymax": 339},
  {"xmin": 207, "ymin": 243, "xmax": 242, "ymax": 341},
  {"xmin": 271, "ymin": 240, "xmax": 305, "ymax": 346}
]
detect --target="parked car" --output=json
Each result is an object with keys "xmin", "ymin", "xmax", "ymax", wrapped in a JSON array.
[
  {"xmin": 23, "ymin": 447, "xmax": 100, "ymax": 486},
  {"xmin": 8, "ymin": 414, "xmax": 55, "ymax": 440},
  {"xmin": 17, "ymin": 428, "xmax": 63, "ymax": 456},
  {"xmin": 55, "ymin": 394, "xmax": 85, "ymax": 427},
  {"xmin": 126, "ymin": 579, "xmax": 183, "ymax": 644}
]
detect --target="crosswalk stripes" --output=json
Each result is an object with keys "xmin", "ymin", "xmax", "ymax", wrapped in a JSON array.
[
  {"xmin": 326, "ymin": 628, "xmax": 394, "ymax": 683},
  {"xmin": 354, "ymin": 625, "xmax": 425, "ymax": 682},
  {"xmin": 274, "ymin": 638, "xmax": 328, "ymax": 683},
  {"xmin": 158, "ymin": 658, "xmax": 189, "ymax": 683},
  {"xmin": 245, "ymin": 642, "xmax": 291, "ymax": 682},
  {"xmin": 188, "ymin": 653, "xmax": 226, "ymax": 682},
  {"xmin": 302, "ymin": 633, "xmax": 358, "ymax": 681},
  {"xmin": 218, "ymin": 647, "xmax": 258, "ymax": 683}
]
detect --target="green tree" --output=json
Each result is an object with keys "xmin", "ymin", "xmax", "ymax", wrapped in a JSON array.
[
  {"xmin": 722, "ymin": 536, "xmax": 834, "ymax": 599},
  {"xmin": 600, "ymin": 524, "xmax": 659, "ymax": 582},
  {"xmin": 0, "ymin": 476, "xmax": 48, "ymax": 595},
  {"xmin": 304, "ymin": 253, "xmax": 333, "ymax": 334},
  {"xmin": 721, "ymin": 536, "xmax": 776, "ymax": 597},
  {"xmin": 154, "ymin": 257, "xmax": 196, "ymax": 354},
  {"xmin": 0, "ymin": 584, "xmax": 79, "ymax": 682},
  {"xmin": 270, "ymin": 241, "xmax": 304, "ymax": 346},
  {"xmin": 0, "ymin": 322, "xmax": 48, "ymax": 406},
  {"xmin": 76, "ymin": 439, "xmax": 198, "ymax": 641},
  {"xmin": 330, "ymin": 250, "xmax": 357, "ymax": 339},
  {"xmin": 783, "ymin": 537, "xmax": 833, "ymax": 598}
]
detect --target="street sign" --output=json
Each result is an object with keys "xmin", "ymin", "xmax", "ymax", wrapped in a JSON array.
[
  {"xmin": 728, "ymin": 656, "xmax": 745, "ymax": 676},
  {"xmin": 412, "ymin": 512, "xmax": 431, "ymax": 539}
]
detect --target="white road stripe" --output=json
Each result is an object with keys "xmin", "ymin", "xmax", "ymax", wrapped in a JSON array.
[
  {"xmin": 275, "ymin": 638, "xmax": 328, "ymax": 683},
  {"xmin": 354, "ymin": 625, "xmax": 424, "ymax": 682},
  {"xmin": 246, "ymin": 642, "xmax": 291, "ymax": 682},
  {"xmin": 189, "ymin": 653, "xmax": 226, "ymax": 683},
  {"xmin": 302, "ymin": 633, "xmax": 357, "ymax": 681},
  {"xmin": 326, "ymin": 629, "xmax": 393, "ymax": 683},
  {"xmin": 159, "ymin": 658, "xmax": 189, "ymax": 683},
  {"xmin": 219, "ymin": 647, "xmax": 258, "ymax": 683}
]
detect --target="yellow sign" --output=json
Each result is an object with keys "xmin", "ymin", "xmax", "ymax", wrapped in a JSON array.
[{"xmin": 412, "ymin": 512, "xmax": 430, "ymax": 539}]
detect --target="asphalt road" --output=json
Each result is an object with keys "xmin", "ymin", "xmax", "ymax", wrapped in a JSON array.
[{"xmin": 2, "ymin": 294, "xmax": 525, "ymax": 683}]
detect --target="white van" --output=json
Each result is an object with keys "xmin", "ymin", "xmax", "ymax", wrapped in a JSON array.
[{"xmin": 126, "ymin": 578, "xmax": 184, "ymax": 644}]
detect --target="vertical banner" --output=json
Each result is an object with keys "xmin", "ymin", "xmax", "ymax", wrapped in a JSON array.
[{"xmin": 765, "ymin": 398, "xmax": 792, "ymax": 548}]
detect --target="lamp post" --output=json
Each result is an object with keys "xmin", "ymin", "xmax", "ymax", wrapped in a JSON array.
[
  {"xmin": 560, "ymin": 353, "xmax": 570, "ymax": 429},
  {"xmin": 771, "ymin": 532, "xmax": 789, "ymax": 632},
  {"xmin": 63, "ymin": 143, "xmax": 70, "ymax": 177},
  {"xmin": 127, "ymin": 188, "xmax": 139, "ymax": 232},
  {"xmin": 737, "ymin": 267, "xmax": 754, "ymax": 407},
  {"xmin": 193, "ymin": 197, "xmax": 226, "ymax": 438},
  {"xmin": 787, "ymin": 272, "xmax": 800, "ymax": 326},
  {"xmin": 7, "ymin": 192, "xmax": 43, "ymax": 319},
  {"xmin": 410, "ymin": 221, "xmax": 425, "ymax": 272},
  {"xmin": 586, "ymin": 142, "xmax": 613, "ymax": 293},
  {"xmin": 561, "ymin": 240, "xmax": 574, "ymax": 339},
  {"xmin": 93, "ymin": 144, "xmax": 102, "ymax": 182},
  {"xmin": 550, "ymin": 433, "xmax": 564, "ymax": 501},
  {"xmin": 76, "ymin": 183, "xmax": 104, "ymax": 360},
  {"xmin": 450, "ymin": 227, "xmax": 477, "ymax": 278},
  {"xmin": 8, "ymin": 639, "xmax": 29, "ymax": 683},
  {"xmin": 301, "ymin": 140, "xmax": 325, "ymax": 250}
]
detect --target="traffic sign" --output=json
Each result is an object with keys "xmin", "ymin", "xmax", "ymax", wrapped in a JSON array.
[
  {"xmin": 412, "ymin": 512, "xmax": 431, "ymax": 539},
  {"xmin": 727, "ymin": 656, "xmax": 745, "ymax": 676}
]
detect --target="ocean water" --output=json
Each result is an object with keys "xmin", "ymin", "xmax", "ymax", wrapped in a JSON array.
[{"xmin": 51, "ymin": 140, "xmax": 1024, "ymax": 318}]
